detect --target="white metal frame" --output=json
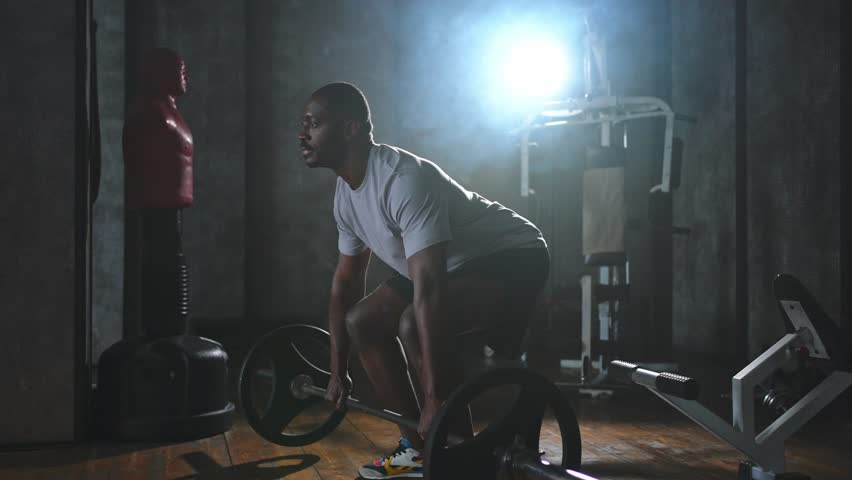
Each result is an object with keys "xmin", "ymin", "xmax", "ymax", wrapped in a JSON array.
[
  {"xmin": 514, "ymin": 95, "xmax": 677, "ymax": 197},
  {"xmin": 632, "ymin": 318, "xmax": 852, "ymax": 478}
]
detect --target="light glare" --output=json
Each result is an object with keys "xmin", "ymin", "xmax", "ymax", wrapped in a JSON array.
[{"xmin": 499, "ymin": 38, "xmax": 569, "ymax": 101}]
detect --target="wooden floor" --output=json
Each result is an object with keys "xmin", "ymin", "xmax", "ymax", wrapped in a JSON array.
[{"xmin": 1, "ymin": 387, "xmax": 850, "ymax": 480}]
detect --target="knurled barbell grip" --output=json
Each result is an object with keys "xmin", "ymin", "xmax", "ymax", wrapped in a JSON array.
[
  {"xmin": 301, "ymin": 383, "xmax": 421, "ymax": 431},
  {"xmin": 299, "ymin": 380, "xmax": 466, "ymax": 444},
  {"xmin": 609, "ymin": 360, "xmax": 700, "ymax": 400}
]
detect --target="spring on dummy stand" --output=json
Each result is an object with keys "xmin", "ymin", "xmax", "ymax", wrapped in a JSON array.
[
  {"xmin": 176, "ymin": 209, "xmax": 190, "ymax": 323},
  {"xmin": 177, "ymin": 252, "xmax": 190, "ymax": 320}
]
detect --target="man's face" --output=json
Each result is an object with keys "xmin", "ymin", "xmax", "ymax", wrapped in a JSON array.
[{"xmin": 299, "ymin": 97, "xmax": 345, "ymax": 169}]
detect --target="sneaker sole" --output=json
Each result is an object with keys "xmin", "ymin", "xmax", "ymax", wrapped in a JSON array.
[{"xmin": 358, "ymin": 467, "xmax": 423, "ymax": 479}]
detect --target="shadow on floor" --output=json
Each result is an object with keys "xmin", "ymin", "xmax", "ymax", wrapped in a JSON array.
[{"xmin": 173, "ymin": 452, "xmax": 319, "ymax": 480}]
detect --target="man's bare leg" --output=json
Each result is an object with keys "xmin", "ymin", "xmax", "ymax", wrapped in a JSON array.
[{"xmin": 345, "ymin": 285, "xmax": 424, "ymax": 448}]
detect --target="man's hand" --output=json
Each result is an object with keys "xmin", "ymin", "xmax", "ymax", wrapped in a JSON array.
[
  {"xmin": 417, "ymin": 396, "xmax": 442, "ymax": 439},
  {"xmin": 325, "ymin": 373, "xmax": 353, "ymax": 410}
]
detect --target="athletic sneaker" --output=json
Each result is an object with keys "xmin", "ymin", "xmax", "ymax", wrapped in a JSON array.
[{"xmin": 358, "ymin": 437, "xmax": 424, "ymax": 479}]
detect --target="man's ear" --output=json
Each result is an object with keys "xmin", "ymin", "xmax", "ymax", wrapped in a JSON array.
[{"xmin": 343, "ymin": 120, "xmax": 362, "ymax": 140}]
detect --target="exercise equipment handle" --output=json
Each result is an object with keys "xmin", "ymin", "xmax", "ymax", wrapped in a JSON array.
[{"xmin": 610, "ymin": 360, "xmax": 700, "ymax": 400}]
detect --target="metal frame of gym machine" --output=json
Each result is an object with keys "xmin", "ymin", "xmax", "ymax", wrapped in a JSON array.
[
  {"xmin": 612, "ymin": 283, "xmax": 852, "ymax": 480},
  {"xmin": 512, "ymin": 20, "xmax": 686, "ymax": 396}
]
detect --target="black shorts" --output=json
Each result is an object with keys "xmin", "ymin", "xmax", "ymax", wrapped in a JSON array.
[{"xmin": 383, "ymin": 247, "xmax": 550, "ymax": 357}]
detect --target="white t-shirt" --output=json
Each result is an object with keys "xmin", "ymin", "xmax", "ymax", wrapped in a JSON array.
[{"xmin": 333, "ymin": 144, "xmax": 546, "ymax": 278}]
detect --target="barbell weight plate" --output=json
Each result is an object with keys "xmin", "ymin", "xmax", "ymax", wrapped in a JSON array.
[
  {"xmin": 424, "ymin": 367, "xmax": 582, "ymax": 480},
  {"xmin": 238, "ymin": 324, "xmax": 346, "ymax": 446}
]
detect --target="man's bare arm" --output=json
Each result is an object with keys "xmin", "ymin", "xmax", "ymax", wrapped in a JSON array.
[
  {"xmin": 328, "ymin": 249, "xmax": 371, "ymax": 375},
  {"xmin": 407, "ymin": 242, "xmax": 449, "ymax": 403}
]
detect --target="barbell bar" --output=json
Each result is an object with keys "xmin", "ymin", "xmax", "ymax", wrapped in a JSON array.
[{"xmin": 289, "ymin": 373, "xmax": 466, "ymax": 444}]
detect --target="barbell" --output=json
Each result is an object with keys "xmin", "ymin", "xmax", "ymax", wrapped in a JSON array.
[{"xmin": 238, "ymin": 323, "xmax": 592, "ymax": 480}]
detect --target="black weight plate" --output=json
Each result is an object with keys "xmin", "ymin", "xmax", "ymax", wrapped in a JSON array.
[
  {"xmin": 424, "ymin": 368, "xmax": 581, "ymax": 480},
  {"xmin": 238, "ymin": 324, "xmax": 346, "ymax": 446}
]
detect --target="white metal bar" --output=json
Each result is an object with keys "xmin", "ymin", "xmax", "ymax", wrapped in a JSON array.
[
  {"xmin": 517, "ymin": 110, "xmax": 671, "ymax": 133},
  {"xmin": 732, "ymin": 333, "xmax": 799, "ymax": 439},
  {"xmin": 653, "ymin": 392, "xmax": 784, "ymax": 473},
  {"xmin": 757, "ymin": 371, "xmax": 852, "ymax": 446},
  {"xmin": 651, "ymin": 112, "xmax": 675, "ymax": 193},
  {"xmin": 580, "ymin": 275, "xmax": 593, "ymax": 362},
  {"xmin": 520, "ymin": 130, "xmax": 530, "ymax": 198}
]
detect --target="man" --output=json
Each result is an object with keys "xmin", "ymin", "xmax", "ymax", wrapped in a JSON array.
[{"xmin": 299, "ymin": 82, "xmax": 549, "ymax": 479}]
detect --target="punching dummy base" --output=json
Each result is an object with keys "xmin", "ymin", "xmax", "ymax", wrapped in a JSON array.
[{"xmin": 96, "ymin": 335, "xmax": 235, "ymax": 441}]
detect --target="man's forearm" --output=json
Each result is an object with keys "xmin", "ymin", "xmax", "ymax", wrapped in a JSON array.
[
  {"xmin": 414, "ymin": 282, "xmax": 447, "ymax": 400},
  {"xmin": 328, "ymin": 277, "xmax": 364, "ymax": 374}
]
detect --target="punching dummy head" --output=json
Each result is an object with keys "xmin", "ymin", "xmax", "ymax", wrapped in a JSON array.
[
  {"xmin": 141, "ymin": 48, "xmax": 187, "ymax": 97},
  {"xmin": 299, "ymin": 82, "xmax": 373, "ymax": 169}
]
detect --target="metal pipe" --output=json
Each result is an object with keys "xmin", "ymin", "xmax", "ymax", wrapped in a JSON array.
[
  {"xmin": 294, "ymin": 375, "xmax": 466, "ymax": 444},
  {"xmin": 301, "ymin": 383, "xmax": 422, "ymax": 432},
  {"xmin": 509, "ymin": 449, "xmax": 600, "ymax": 480}
]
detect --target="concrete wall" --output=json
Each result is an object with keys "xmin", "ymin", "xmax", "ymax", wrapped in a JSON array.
[
  {"xmin": 746, "ymin": 0, "xmax": 845, "ymax": 354},
  {"xmin": 0, "ymin": 1, "xmax": 79, "ymax": 443},
  {"xmin": 671, "ymin": 0, "xmax": 738, "ymax": 359},
  {"xmin": 245, "ymin": 0, "xmax": 401, "ymax": 321},
  {"xmin": 124, "ymin": 0, "xmax": 246, "ymax": 325},
  {"xmin": 93, "ymin": 0, "xmax": 125, "ymax": 361},
  {"xmin": 671, "ymin": 0, "xmax": 846, "ymax": 359}
]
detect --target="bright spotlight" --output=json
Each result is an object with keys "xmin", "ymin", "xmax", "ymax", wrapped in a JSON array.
[{"xmin": 500, "ymin": 39, "xmax": 569, "ymax": 101}]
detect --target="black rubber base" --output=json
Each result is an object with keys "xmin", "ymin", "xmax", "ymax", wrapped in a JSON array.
[{"xmin": 97, "ymin": 334, "xmax": 234, "ymax": 442}]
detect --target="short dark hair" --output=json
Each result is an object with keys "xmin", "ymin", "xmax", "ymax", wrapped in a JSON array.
[{"xmin": 311, "ymin": 82, "xmax": 373, "ymax": 137}]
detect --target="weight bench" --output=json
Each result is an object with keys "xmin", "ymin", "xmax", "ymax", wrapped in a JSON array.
[{"xmin": 611, "ymin": 273, "xmax": 852, "ymax": 480}]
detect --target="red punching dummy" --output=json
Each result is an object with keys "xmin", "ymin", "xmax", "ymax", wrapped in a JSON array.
[
  {"xmin": 124, "ymin": 48, "xmax": 193, "ymax": 209},
  {"xmin": 123, "ymin": 48, "xmax": 193, "ymax": 337},
  {"xmin": 97, "ymin": 49, "xmax": 235, "ymax": 441}
]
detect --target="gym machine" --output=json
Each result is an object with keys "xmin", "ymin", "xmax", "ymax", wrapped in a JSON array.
[
  {"xmin": 612, "ymin": 274, "xmax": 852, "ymax": 480},
  {"xmin": 509, "ymin": 13, "xmax": 694, "ymax": 397}
]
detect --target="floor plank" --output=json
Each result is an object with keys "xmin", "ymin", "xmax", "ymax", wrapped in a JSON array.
[
  {"xmin": 222, "ymin": 417, "xmax": 320, "ymax": 479},
  {"xmin": 302, "ymin": 411, "xmax": 389, "ymax": 480}
]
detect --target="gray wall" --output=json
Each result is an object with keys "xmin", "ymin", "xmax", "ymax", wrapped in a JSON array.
[
  {"xmin": 125, "ymin": 0, "xmax": 247, "ymax": 325},
  {"xmin": 671, "ymin": 0, "xmax": 846, "ymax": 359},
  {"xmin": 245, "ymin": 0, "xmax": 401, "ymax": 321},
  {"xmin": 0, "ymin": 2, "xmax": 79, "ymax": 443},
  {"xmin": 746, "ymin": 0, "xmax": 845, "ymax": 354},
  {"xmin": 93, "ymin": 0, "xmax": 125, "ymax": 361},
  {"xmin": 671, "ymin": 0, "xmax": 738, "ymax": 359}
]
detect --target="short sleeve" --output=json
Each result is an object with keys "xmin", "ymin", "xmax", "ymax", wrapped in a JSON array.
[
  {"xmin": 387, "ymin": 171, "xmax": 452, "ymax": 258},
  {"xmin": 337, "ymin": 222, "xmax": 366, "ymax": 256},
  {"xmin": 333, "ymin": 198, "xmax": 367, "ymax": 256}
]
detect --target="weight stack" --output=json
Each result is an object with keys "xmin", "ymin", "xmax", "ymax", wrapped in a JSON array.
[{"xmin": 96, "ymin": 334, "xmax": 235, "ymax": 441}]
